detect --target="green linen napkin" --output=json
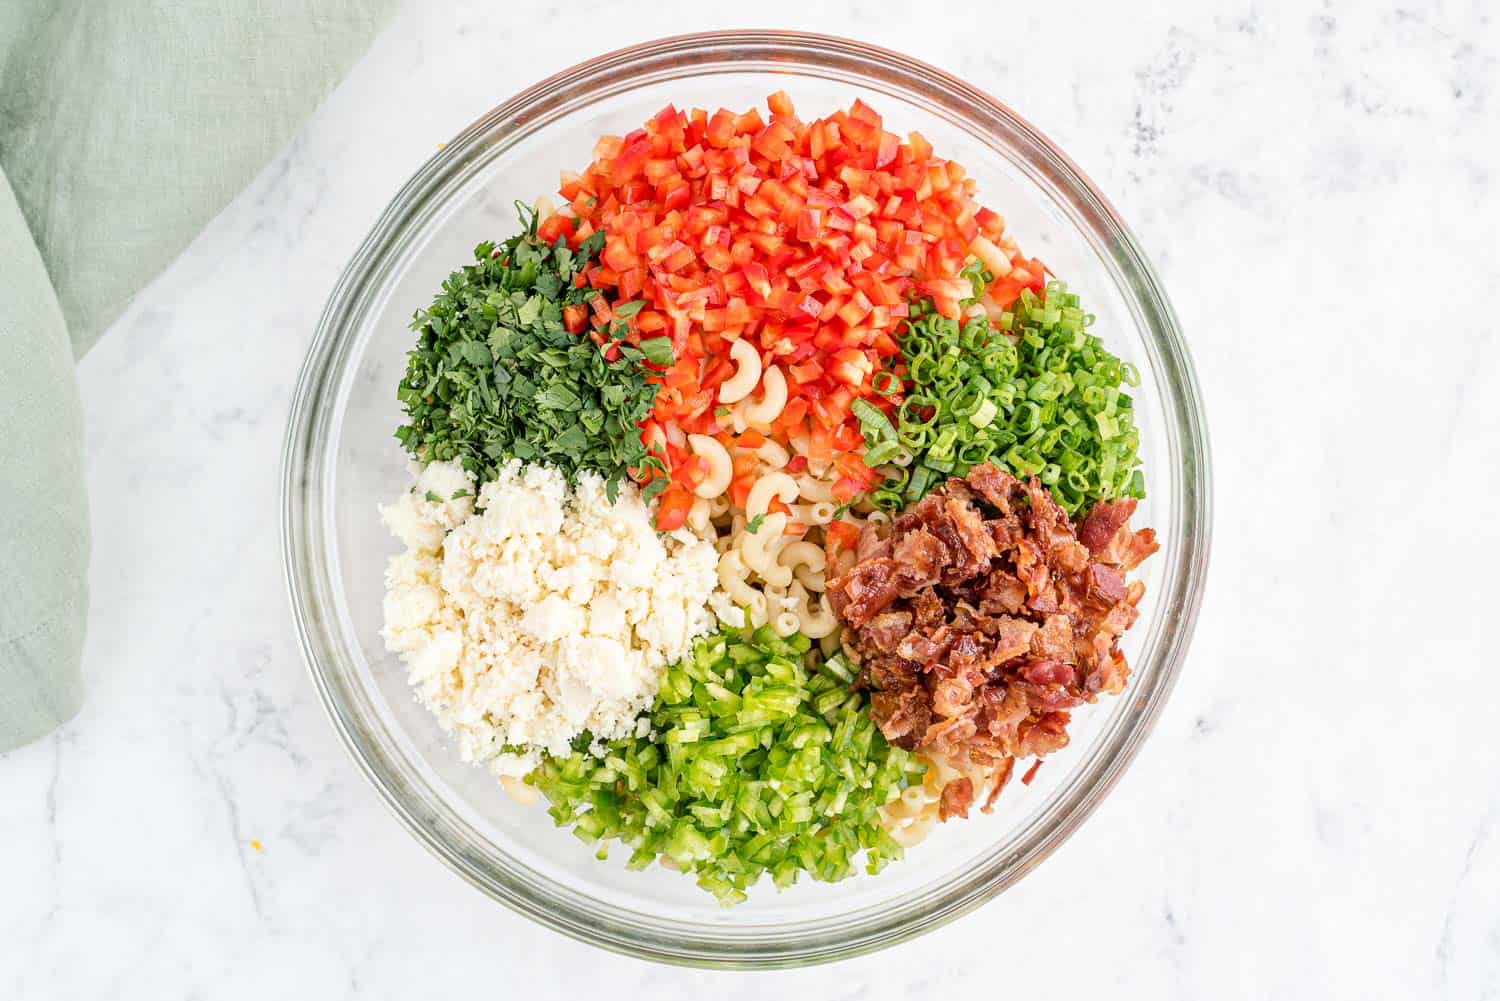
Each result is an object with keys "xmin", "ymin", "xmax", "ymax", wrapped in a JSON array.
[{"xmin": 0, "ymin": 0, "xmax": 395, "ymax": 752}]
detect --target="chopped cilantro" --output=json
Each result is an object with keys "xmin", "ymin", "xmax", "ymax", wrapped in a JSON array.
[
  {"xmin": 639, "ymin": 336, "xmax": 674, "ymax": 367},
  {"xmin": 395, "ymin": 206, "xmax": 661, "ymax": 497}
]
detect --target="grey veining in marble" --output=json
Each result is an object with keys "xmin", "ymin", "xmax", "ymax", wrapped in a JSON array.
[{"xmin": 2, "ymin": 1, "xmax": 1497, "ymax": 998}]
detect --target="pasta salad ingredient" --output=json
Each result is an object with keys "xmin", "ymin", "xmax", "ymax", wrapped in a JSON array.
[
  {"xmin": 878, "ymin": 281, "xmax": 1144, "ymax": 517},
  {"xmin": 700, "ymin": 455, "xmax": 850, "ymax": 636},
  {"xmin": 548, "ymin": 94, "xmax": 1048, "ymax": 524},
  {"xmin": 379, "ymin": 89, "xmax": 1160, "ymax": 892},
  {"xmin": 380, "ymin": 459, "xmax": 721, "ymax": 778},
  {"xmin": 880, "ymin": 750, "xmax": 1015, "ymax": 848},
  {"xmin": 395, "ymin": 209, "xmax": 664, "ymax": 500},
  {"xmin": 527, "ymin": 625, "xmax": 921, "ymax": 904},
  {"xmin": 827, "ymin": 463, "xmax": 1157, "ymax": 783}
]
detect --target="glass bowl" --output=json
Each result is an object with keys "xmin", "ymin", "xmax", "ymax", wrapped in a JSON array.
[{"xmin": 281, "ymin": 30, "xmax": 1211, "ymax": 968}]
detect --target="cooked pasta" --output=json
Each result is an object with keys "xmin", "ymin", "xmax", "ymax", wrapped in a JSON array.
[
  {"xmin": 687, "ymin": 434, "xmax": 733, "ymax": 498},
  {"xmin": 777, "ymin": 540, "xmax": 825, "ymax": 587},
  {"xmin": 756, "ymin": 439, "xmax": 791, "ymax": 468},
  {"xmin": 771, "ymin": 610, "xmax": 801, "ymax": 638},
  {"xmin": 687, "ymin": 496, "xmax": 712, "ymax": 534},
  {"xmin": 740, "ymin": 512, "xmax": 790, "ymax": 585},
  {"xmin": 698, "ymin": 452, "xmax": 856, "ymax": 641},
  {"xmin": 806, "ymin": 500, "xmax": 837, "ymax": 525},
  {"xmin": 878, "ymin": 750, "xmax": 1014, "ymax": 848},
  {"xmin": 794, "ymin": 473, "xmax": 834, "ymax": 503},
  {"xmin": 746, "ymin": 471, "xmax": 798, "ymax": 518},
  {"xmin": 717, "ymin": 338, "xmax": 762, "ymax": 404},
  {"xmin": 742, "ymin": 365, "xmax": 788, "ymax": 426},
  {"xmin": 788, "ymin": 580, "xmax": 837, "ymax": 638}
]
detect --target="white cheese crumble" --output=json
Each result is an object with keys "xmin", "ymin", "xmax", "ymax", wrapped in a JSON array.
[{"xmin": 380, "ymin": 459, "xmax": 720, "ymax": 778}]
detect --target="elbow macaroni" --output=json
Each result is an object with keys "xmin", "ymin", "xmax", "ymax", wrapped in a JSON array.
[
  {"xmin": 743, "ymin": 365, "xmax": 788, "ymax": 426},
  {"xmin": 687, "ymin": 434, "xmax": 732, "ymax": 499},
  {"xmin": 692, "ymin": 443, "xmax": 859, "ymax": 642},
  {"xmin": 756, "ymin": 439, "xmax": 790, "ymax": 468},
  {"xmin": 718, "ymin": 338, "xmax": 762, "ymax": 404},
  {"xmin": 687, "ymin": 497, "xmax": 712, "ymax": 534},
  {"xmin": 795, "ymin": 474, "xmax": 834, "ymax": 503},
  {"xmin": 788, "ymin": 581, "xmax": 837, "ymax": 638},
  {"xmin": 778, "ymin": 540, "xmax": 826, "ymax": 592},
  {"xmin": 740, "ymin": 512, "xmax": 790, "ymax": 587},
  {"xmin": 879, "ymin": 751, "xmax": 1011, "ymax": 849},
  {"xmin": 716, "ymin": 549, "xmax": 769, "ymax": 625},
  {"xmin": 746, "ymin": 471, "xmax": 798, "ymax": 518}
]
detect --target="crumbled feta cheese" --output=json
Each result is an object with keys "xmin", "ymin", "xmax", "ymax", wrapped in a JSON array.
[
  {"xmin": 378, "ymin": 459, "xmax": 477, "ymax": 553},
  {"xmin": 381, "ymin": 459, "xmax": 722, "ymax": 778}
]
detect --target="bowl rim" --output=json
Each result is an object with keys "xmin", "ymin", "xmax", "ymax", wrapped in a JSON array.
[{"xmin": 281, "ymin": 28, "xmax": 1212, "ymax": 968}]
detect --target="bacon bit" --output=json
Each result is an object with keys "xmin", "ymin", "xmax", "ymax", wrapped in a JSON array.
[
  {"xmin": 1020, "ymin": 759, "xmax": 1043, "ymax": 786},
  {"xmin": 938, "ymin": 776, "xmax": 975, "ymax": 821},
  {"xmin": 981, "ymin": 757, "xmax": 1015, "ymax": 812},
  {"xmin": 828, "ymin": 463, "xmax": 1155, "ymax": 807}
]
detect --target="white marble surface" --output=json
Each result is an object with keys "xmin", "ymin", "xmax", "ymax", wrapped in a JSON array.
[{"xmin": 3, "ymin": 1, "xmax": 1497, "ymax": 997}]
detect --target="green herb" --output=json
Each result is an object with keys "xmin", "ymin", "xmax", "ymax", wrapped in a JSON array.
[
  {"xmin": 880, "ymin": 281, "xmax": 1144, "ymax": 516},
  {"xmin": 395, "ymin": 206, "xmax": 660, "ymax": 495},
  {"xmin": 612, "ymin": 299, "xmax": 647, "ymax": 318},
  {"xmin": 423, "ymin": 490, "xmax": 444, "ymax": 503},
  {"xmin": 528, "ymin": 627, "xmax": 921, "ymax": 905},
  {"xmin": 744, "ymin": 513, "xmax": 766, "ymax": 534},
  {"xmin": 450, "ymin": 489, "xmax": 470, "ymax": 500},
  {"xmin": 639, "ymin": 336, "xmax": 675, "ymax": 367}
]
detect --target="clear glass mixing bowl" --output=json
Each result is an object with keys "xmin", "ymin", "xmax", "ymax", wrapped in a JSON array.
[{"xmin": 281, "ymin": 30, "xmax": 1211, "ymax": 968}]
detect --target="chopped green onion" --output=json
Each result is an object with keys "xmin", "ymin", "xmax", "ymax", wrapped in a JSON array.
[
  {"xmin": 851, "ymin": 398, "xmax": 897, "ymax": 444},
  {"xmin": 886, "ymin": 281, "xmax": 1145, "ymax": 516},
  {"xmin": 969, "ymin": 397, "xmax": 999, "ymax": 428},
  {"xmin": 864, "ymin": 439, "xmax": 900, "ymax": 467}
]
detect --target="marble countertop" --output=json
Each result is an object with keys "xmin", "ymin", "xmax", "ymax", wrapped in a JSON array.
[{"xmin": 4, "ymin": 2, "xmax": 1497, "ymax": 998}]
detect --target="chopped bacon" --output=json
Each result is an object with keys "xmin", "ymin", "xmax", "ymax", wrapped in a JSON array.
[
  {"xmin": 966, "ymin": 463, "xmax": 1019, "ymax": 512},
  {"xmin": 909, "ymin": 588, "xmax": 946, "ymax": 630},
  {"xmin": 1078, "ymin": 498, "xmax": 1137, "ymax": 555},
  {"xmin": 1020, "ymin": 658, "xmax": 1076, "ymax": 686},
  {"xmin": 1030, "ymin": 614, "xmax": 1075, "ymax": 662},
  {"xmin": 1087, "ymin": 563, "xmax": 1128, "ymax": 604},
  {"xmin": 829, "ymin": 557, "xmax": 900, "ymax": 627},
  {"xmin": 862, "ymin": 611, "xmax": 912, "ymax": 654},
  {"xmin": 855, "ymin": 521, "xmax": 893, "ymax": 562},
  {"xmin": 1119, "ymin": 527, "xmax": 1160, "ymax": 571},
  {"xmin": 826, "ymin": 463, "xmax": 1154, "ymax": 811},
  {"xmin": 896, "ymin": 630, "xmax": 947, "ymax": 665},
  {"xmin": 988, "ymin": 615, "xmax": 1038, "ymax": 661},
  {"xmin": 980, "ymin": 757, "xmax": 1015, "ymax": 811},
  {"xmin": 938, "ymin": 776, "xmax": 975, "ymax": 821},
  {"xmin": 891, "ymin": 528, "xmax": 945, "ymax": 588},
  {"xmin": 944, "ymin": 494, "xmax": 997, "ymax": 563},
  {"xmin": 979, "ymin": 571, "xmax": 1027, "ymax": 615}
]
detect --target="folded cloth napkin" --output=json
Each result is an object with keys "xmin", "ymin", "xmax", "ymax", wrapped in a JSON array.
[{"xmin": 0, "ymin": 0, "xmax": 395, "ymax": 752}]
